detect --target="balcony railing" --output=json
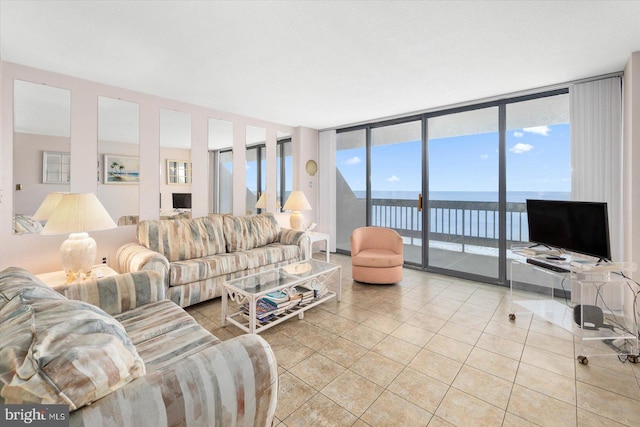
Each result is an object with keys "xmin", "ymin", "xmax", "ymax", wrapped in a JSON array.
[{"xmin": 371, "ymin": 198, "xmax": 528, "ymax": 250}]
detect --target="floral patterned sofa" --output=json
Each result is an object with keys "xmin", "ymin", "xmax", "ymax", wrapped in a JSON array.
[
  {"xmin": 0, "ymin": 267, "xmax": 278, "ymax": 427},
  {"xmin": 117, "ymin": 212, "xmax": 310, "ymax": 308}
]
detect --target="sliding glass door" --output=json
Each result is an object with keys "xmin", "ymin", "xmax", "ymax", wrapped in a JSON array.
[
  {"xmin": 335, "ymin": 90, "xmax": 569, "ymax": 286},
  {"xmin": 427, "ymin": 107, "xmax": 500, "ymax": 279},
  {"xmin": 370, "ymin": 120, "xmax": 423, "ymax": 265}
]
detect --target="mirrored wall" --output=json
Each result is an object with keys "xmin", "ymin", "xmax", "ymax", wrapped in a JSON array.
[
  {"xmin": 13, "ymin": 80, "xmax": 71, "ymax": 234},
  {"xmin": 160, "ymin": 109, "xmax": 192, "ymax": 218},
  {"xmin": 97, "ymin": 96, "xmax": 140, "ymax": 226},
  {"xmin": 277, "ymin": 131, "xmax": 293, "ymax": 209},
  {"xmin": 245, "ymin": 125, "xmax": 266, "ymax": 215},
  {"xmin": 208, "ymin": 118, "xmax": 233, "ymax": 214}
]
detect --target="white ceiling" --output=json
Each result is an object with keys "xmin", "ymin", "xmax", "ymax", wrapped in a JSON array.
[{"xmin": 2, "ymin": 1, "xmax": 640, "ymax": 130}]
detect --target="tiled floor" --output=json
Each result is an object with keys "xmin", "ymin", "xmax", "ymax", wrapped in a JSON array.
[{"xmin": 186, "ymin": 254, "xmax": 640, "ymax": 426}]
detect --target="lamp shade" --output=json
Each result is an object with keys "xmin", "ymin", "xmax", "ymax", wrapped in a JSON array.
[
  {"xmin": 42, "ymin": 193, "xmax": 117, "ymax": 235},
  {"xmin": 32, "ymin": 192, "xmax": 66, "ymax": 221},
  {"xmin": 255, "ymin": 192, "xmax": 267, "ymax": 209},
  {"xmin": 283, "ymin": 191, "xmax": 312, "ymax": 211}
]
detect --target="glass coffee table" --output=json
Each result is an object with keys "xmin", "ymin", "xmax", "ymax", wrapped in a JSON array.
[{"xmin": 221, "ymin": 259, "xmax": 341, "ymax": 334}]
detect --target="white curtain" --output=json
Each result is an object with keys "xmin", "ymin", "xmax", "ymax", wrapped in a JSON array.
[{"xmin": 570, "ymin": 77, "xmax": 623, "ymax": 260}]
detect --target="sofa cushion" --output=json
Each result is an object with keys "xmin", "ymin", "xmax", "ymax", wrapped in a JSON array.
[
  {"xmin": 352, "ymin": 248, "xmax": 404, "ymax": 268},
  {"xmin": 135, "ymin": 323, "xmax": 221, "ymax": 373},
  {"xmin": 137, "ymin": 216, "xmax": 225, "ymax": 262},
  {"xmin": 115, "ymin": 299, "xmax": 197, "ymax": 345},
  {"xmin": 0, "ymin": 273, "xmax": 145, "ymax": 410},
  {"xmin": 223, "ymin": 213, "xmax": 280, "ymax": 252},
  {"xmin": 242, "ymin": 244, "xmax": 301, "ymax": 269},
  {"xmin": 169, "ymin": 252, "xmax": 249, "ymax": 286}
]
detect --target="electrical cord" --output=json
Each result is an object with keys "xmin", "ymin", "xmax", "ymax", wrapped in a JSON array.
[
  {"xmin": 594, "ymin": 271, "xmax": 640, "ymax": 362},
  {"xmin": 612, "ymin": 272, "xmax": 640, "ymax": 341}
]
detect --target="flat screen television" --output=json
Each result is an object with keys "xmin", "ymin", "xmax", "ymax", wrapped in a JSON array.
[
  {"xmin": 526, "ymin": 199, "xmax": 611, "ymax": 261},
  {"xmin": 172, "ymin": 193, "xmax": 192, "ymax": 210}
]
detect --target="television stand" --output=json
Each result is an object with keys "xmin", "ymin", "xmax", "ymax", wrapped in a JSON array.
[{"xmin": 509, "ymin": 254, "xmax": 638, "ymax": 365}]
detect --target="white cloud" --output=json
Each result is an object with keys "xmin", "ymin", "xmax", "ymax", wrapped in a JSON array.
[
  {"xmin": 480, "ymin": 154, "xmax": 489, "ymax": 160},
  {"xmin": 513, "ymin": 131, "xmax": 524, "ymax": 137},
  {"xmin": 387, "ymin": 175, "xmax": 400, "ymax": 182},
  {"xmin": 523, "ymin": 125, "xmax": 551, "ymax": 136},
  {"xmin": 345, "ymin": 156, "xmax": 361, "ymax": 165},
  {"xmin": 510, "ymin": 143, "xmax": 534, "ymax": 154}
]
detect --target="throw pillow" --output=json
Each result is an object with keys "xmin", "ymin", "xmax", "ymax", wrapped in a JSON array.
[{"xmin": 0, "ymin": 282, "xmax": 145, "ymax": 410}]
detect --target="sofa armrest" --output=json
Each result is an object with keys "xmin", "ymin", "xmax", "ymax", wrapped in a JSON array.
[
  {"xmin": 278, "ymin": 228, "xmax": 311, "ymax": 260},
  {"xmin": 69, "ymin": 334, "xmax": 278, "ymax": 427},
  {"xmin": 117, "ymin": 242, "xmax": 170, "ymax": 276},
  {"xmin": 54, "ymin": 270, "xmax": 166, "ymax": 316}
]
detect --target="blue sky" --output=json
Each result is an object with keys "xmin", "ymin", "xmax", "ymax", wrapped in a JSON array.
[{"xmin": 337, "ymin": 123, "xmax": 570, "ymax": 195}]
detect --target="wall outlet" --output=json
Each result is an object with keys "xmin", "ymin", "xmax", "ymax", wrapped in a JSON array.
[{"xmin": 102, "ymin": 257, "xmax": 107, "ymax": 264}]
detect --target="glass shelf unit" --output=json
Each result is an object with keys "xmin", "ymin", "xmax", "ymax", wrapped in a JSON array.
[{"xmin": 509, "ymin": 256, "xmax": 638, "ymax": 365}]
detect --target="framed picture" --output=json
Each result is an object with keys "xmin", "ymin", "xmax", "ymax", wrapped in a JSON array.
[
  {"xmin": 104, "ymin": 154, "xmax": 140, "ymax": 184},
  {"xmin": 42, "ymin": 151, "xmax": 70, "ymax": 184}
]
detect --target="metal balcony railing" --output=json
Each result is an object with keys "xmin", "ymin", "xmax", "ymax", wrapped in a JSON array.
[{"xmin": 371, "ymin": 198, "xmax": 528, "ymax": 250}]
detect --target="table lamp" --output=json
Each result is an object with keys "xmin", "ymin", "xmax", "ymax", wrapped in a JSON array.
[
  {"xmin": 283, "ymin": 191, "xmax": 312, "ymax": 230},
  {"xmin": 40, "ymin": 193, "xmax": 117, "ymax": 278}
]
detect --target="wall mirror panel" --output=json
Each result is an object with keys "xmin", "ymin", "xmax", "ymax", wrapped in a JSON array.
[
  {"xmin": 97, "ymin": 96, "xmax": 140, "ymax": 226},
  {"xmin": 246, "ymin": 126, "xmax": 266, "ymax": 215},
  {"xmin": 13, "ymin": 80, "xmax": 71, "ymax": 234},
  {"xmin": 208, "ymin": 118, "xmax": 233, "ymax": 214},
  {"xmin": 277, "ymin": 131, "xmax": 293, "ymax": 209},
  {"xmin": 160, "ymin": 109, "xmax": 192, "ymax": 218}
]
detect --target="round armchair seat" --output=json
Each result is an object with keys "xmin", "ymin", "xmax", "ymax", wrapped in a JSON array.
[
  {"xmin": 350, "ymin": 227, "xmax": 404, "ymax": 284},
  {"xmin": 352, "ymin": 249, "xmax": 403, "ymax": 268}
]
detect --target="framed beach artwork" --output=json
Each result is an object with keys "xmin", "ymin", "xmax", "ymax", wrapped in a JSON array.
[{"xmin": 104, "ymin": 154, "xmax": 140, "ymax": 184}]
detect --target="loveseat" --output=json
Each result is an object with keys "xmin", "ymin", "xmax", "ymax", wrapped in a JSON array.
[
  {"xmin": 117, "ymin": 212, "xmax": 310, "ymax": 308},
  {"xmin": 0, "ymin": 267, "xmax": 278, "ymax": 427}
]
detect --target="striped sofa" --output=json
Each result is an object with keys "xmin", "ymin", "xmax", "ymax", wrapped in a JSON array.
[
  {"xmin": 0, "ymin": 267, "xmax": 278, "ymax": 427},
  {"xmin": 117, "ymin": 213, "xmax": 311, "ymax": 308}
]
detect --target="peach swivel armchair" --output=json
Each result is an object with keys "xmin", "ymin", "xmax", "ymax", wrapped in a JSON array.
[{"xmin": 350, "ymin": 226, "xmax": 404, "ymax": 284}]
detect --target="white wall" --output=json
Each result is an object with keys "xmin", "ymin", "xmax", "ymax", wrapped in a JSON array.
[
  {"xmin": 1, "ymin": 61, "xmax": 303, "ymax": 273},
  {"xmin": 318, "ymin": 130, "xmax": 336, "ymax": 251},
  {"xmin": 293, "ymin": 126, "xmax": 319, "ymax": 227}
]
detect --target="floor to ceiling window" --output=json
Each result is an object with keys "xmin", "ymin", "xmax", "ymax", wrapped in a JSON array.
[
  {"xmin": 277, "ymin": 139, "xmax": 292, "ymax": 209},
  {"xmin": 505, "ymin": 93, "xmax": 571, "ymax": 280},
  {"xmin": 336, "ymin": 129, "xmax": 367, "ymax": 252},
  {"xmin": 370, "ymin": 120, "xmax": 422, "ymax": 265},
  {"xmin": 427, "ymin": 107, "xmax": 500, "ymax": 279},
  {"xmin": 335, "ymin": 89, "xmax": 570, "ymax": 286},
  {"xmin": 245, "ymin": 145, "xmax": 266, "ymax": 215}
]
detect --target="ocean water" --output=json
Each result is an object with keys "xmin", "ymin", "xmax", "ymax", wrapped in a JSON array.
[{"xmin": 353, "ymin": 190, "xmax": 570, "ymax": 203}]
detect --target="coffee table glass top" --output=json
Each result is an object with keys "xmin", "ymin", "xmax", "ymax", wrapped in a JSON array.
[{"xmin": 226, "ymin": 259, "xmax": 339, "ymax": 295}]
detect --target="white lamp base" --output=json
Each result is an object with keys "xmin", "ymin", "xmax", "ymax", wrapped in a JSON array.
[
  {"xmin": 60, "ymin": 232, "xmax": 96, "ymax": 277},
  {"xmin": 289, "ymin": 211, "xmax": 304, "ymax": 230}
]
